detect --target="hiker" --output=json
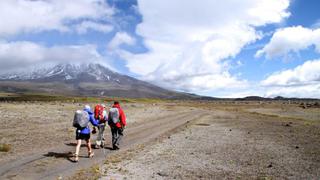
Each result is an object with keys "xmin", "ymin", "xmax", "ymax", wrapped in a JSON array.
[
  {"xmin": 73, "ymin": 105, "xmax": 99, "ymax": 162},
  {"xmin": 93, "ymin": 104, "xmax": 108, "ymax": 149},
  {"xmin": 108, "ymin": 101, "xmax": 126, "ymax": 150}
]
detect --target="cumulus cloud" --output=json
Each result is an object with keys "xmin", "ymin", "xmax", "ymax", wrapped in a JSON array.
[
  {"xmin": 108, "ymin": 32, "xmax": 136, "ymax": 50},
  {"xmin": 225, "ymin": 84, "xmax": 320, "ymax": 98},
  {"xmin": 262, "ymin": 59, "xmax": 320, "ymax": 87},
  {"xmin": 75, "ymin": 21, "xmax": 113, "ymax": 34},
  {"xmin": 256, "ymin": 26, "xmax": 320, "ymax": 58},
  {"xmin": 0, "ymin": 0, "xmax": 113, "ymax": 37},
  {"xmin": 199, "ymin": 60, "xmax": 320, "ymax": 98},
  {"xmin": 259, "ymin": 59, "xmax": 320, "ymax": 98},
  {"xmin": 263, "ymin": 85, "xmax": 320, "ymax": 98},
  {"xmin": 0, "ymin": 41, "xmax": 105, "ymax": 72},
  {"xmin": 120, "ymin": 0, "xmax": 290, "ymax": 92}
]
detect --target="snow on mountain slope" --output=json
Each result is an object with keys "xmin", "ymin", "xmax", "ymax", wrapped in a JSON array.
[
  {"xmin": 0, "ymin": 63, "xmax": 198, "ymax": 99},
  {"xmin": 0, "ymin": 63, "xmax": 120, "ymax": 82}
]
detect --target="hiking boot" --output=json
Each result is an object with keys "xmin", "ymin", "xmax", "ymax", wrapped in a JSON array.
[
  {"xmin": 112, "ymin": 145, "xmax": 120, "ymax": 150},
  {"xmin": 88, "ymin": 151, "xmax": 94, "ymax": 158},
  {"xmin": 73, "ymin": 154, "xmax": 79, "ymax": 163}
]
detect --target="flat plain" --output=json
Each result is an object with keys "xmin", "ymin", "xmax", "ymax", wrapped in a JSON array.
[{"xmin": 0, "ymin": 99, "xmax": 319, "ymax": 179}]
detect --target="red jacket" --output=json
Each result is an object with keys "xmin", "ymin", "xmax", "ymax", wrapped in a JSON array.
[{"xmin": 110, "ymin": 104, "xmax": 126, "ymax": 128}]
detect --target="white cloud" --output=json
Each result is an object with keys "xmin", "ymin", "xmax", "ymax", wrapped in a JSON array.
[
  {"xmin": 263, "ymin": 85, "xmax": 320, "ymax": 98},
  {"xmin": 256, "ymin": 26, "xmax": 320, "ymax": 58},
  {"xmin": 260, "ymin": 59, "xmax": 320, "ymax": 98},
  {"xmin": 0, "ymin": 41, "xmax": 106, "ymax": 72},
  {"xmin": 223, "ymin": 84, "xmax": 320, "ymax": 99},
  {"xmin": 200, "ymin": 59, "xmax": 320, "ymax": 98},
  {"xmin": 75, "ymin": 21, "xmax": 113, "ymax": 34},
  {"xmin": 0, "ymin": 0, "xmax": 114, "ymax": 37},
  {"xmin": 120, "ymin": 0, "xmax": 290, "ymax": 92},
  {"xmin": 108, "ymin": 32, "xmax": 136, "ymax": 50},
  {"xmin": 262, "ymin": 59, "xmax": 320, "ymax": 87}
]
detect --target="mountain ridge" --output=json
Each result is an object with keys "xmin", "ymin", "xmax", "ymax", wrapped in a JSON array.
[{"xmin": 0, "ymin": 63, "xmax": 197, "ymax": 99}]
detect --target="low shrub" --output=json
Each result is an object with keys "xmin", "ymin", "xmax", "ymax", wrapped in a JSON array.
[{"xmin": 0, "ymin": 143, "xmax": 11, "ymax": 152}]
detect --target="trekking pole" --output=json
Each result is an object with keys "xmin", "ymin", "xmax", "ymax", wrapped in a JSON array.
[
  {"xmin": 103, "ymin": 125, "xmax": 106, "ymax": 156},
  {"xmin": 103, "ymin": 142, "xmax": 106, "ymax": 156}
]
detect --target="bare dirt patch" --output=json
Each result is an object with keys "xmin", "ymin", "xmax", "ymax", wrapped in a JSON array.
[
  {"xmin": 99, "ymin": 106, "xmax": 320, "ymax": 179},
  {"xmin": 0, "ymin": 102, "xmax": 187, "ymax": 163},
  {"xmin": 245, "ymin": 105, "xmax": 320, "ymax": 122},
  {"xmin": 0, "ymin": 101, "xmax": 197, "ymax": 179},
  {"xmin": 0, "ymin": 101, "xmax": 319, "ymax": 179}
]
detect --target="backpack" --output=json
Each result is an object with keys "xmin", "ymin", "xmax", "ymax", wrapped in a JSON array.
[
  {"xmin": 101, "ymin": 110, "xmax": 107, "ymax": 123},
  {"xmin": 108, "ymin": 107, "xmax": 120, "ymax": 124},
  {"xmin": 94, "ymin": 105, "xmax": 104, "ymax": 121},
  {"xmin": 73, "ymin": 110, "xmax": 89, "ymax": 128}
]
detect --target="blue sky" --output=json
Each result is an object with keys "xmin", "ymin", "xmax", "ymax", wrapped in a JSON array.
[{"xmin": 0, "ymin": 0, "xmax": 319, "ymax": 98}]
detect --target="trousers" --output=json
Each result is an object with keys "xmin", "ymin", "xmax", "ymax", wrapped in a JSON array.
[
  {"xmin": 95, "ymin": 123, "xmax": 106, "ymax": 146},
  {"xmin": 111, "ymin": 126, "xmax": 123, "ymax": 148}
]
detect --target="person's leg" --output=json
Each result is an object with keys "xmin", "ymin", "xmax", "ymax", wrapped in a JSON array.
[
  {"xmin": 100, "ymin": 124, "xmax": 106, "ymax": 147},
  {"xmin": 86, "ymin": 138, "xmax": 92, "ymax": 152},
  {"xmin": 95, "ymin": 124, "xmax": 102, "ymax": 148},
  {"xmin": 86, "ymin": 138, "xmax": 94, "ymax": 157},
  {"xmin": 115, "ymin": 128, "xmax": 123, "ymax": 148},
  {"xmin": 111, "ymin": 127, "xmax": 118, "ymax": 149},
  {"xmin": 74, "ymin": 139, "xmax": 81, "ymax": 162}
]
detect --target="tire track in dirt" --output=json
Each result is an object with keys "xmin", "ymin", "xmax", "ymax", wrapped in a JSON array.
[{"xmin": 0, "ymin": 109, "xmax": 207, "ymax": 180}]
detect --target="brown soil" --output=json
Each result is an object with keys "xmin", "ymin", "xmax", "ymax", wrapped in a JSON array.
[{"xmin": 0, "ymin": 101, "xmax": 319, "ymax": 179}]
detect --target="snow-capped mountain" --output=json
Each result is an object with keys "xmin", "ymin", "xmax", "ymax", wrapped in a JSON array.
[
  {"xmin": 0, "ymin": 63, "xmax": 121, "ymax": 82},
  {"xmin": 0, "ymin": 63, "xmax": 194, "ymax": 98}
]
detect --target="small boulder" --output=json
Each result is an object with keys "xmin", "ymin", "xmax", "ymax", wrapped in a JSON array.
[{"xmin": 157, "ymin": 171, "xmax": 169, "ymax": 177}]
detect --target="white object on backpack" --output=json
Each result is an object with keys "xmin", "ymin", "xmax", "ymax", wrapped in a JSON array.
[
  {"xmin": 73, "ymin": 110, "xmax": 89, "ymax": 128},
  {"xmin": 109, "ymin": 107, "xmax": 120, "ymax": 124},
  {"xmin": 103, "ymin": 110, "xmax": 107, "ymax": 120}
]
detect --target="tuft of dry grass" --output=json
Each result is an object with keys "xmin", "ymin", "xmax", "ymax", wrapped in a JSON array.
[
  {"xmin": 68, "ymin": 165, "xmax": 101, "ymax": 180},
  {"xmin": 0, "ymin": 143, "xmax": 11, "ymax": 152}
]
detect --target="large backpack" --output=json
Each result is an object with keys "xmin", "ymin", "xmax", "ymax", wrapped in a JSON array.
[
  {"xmin": 108, "ymin": 107, "xmax": 120, "ymax": 124},
  {"xmin": 73, "ymin": 110, "xmax": 89, "ymax": 128},
  {"xmin": 101, "ymin": 110, "xmax": 107, "ymax": 123},
  {"xmin": 94, "ymin": 105, "xmax": 104, "ymax": 121}
]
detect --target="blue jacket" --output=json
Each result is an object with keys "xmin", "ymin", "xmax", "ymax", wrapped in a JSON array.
[{"xmin": 77, "ymin": 108, "xmax": 99, "ymax": 134}]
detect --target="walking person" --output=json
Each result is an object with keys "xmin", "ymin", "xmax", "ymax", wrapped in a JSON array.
[
  {"xmin": 72, "ymin": 105, "xmax": 99, "ymax": 162},
  {"xmin": 108, "ymin": 101, "xmax": 126, "ymax": 150},
  {"xmin": 94, "ymin": 104, "xmax": 108, "ymax": 149}
]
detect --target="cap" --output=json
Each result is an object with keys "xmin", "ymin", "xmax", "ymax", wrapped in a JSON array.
[{"xmin": 84, "ymin": 104, "xmax": 91, "ymax": 110}]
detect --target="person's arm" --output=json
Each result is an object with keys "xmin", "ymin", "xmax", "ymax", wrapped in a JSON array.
[
  {"xmin": 119, "ymin": 109, "xmax": 126, "ymax": 127},
  {"xmin": 89, "ymin": 114, "xmax": 99, "ymax": 126}
]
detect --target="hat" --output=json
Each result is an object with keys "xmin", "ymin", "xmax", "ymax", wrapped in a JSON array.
[{"xmin": 84, "ymin": 104, "xmax": 91, "ymax": 110}]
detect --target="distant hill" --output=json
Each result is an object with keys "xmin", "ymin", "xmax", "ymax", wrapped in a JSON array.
[
  {"xmin": 0, "ymin": 63, "xmax": 198, "ymax": 99},
  {"xmin": 235, "ymin": 96, "xmax": 319, "ymax": 101}
]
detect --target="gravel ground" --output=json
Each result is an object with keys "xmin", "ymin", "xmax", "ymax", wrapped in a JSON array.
[
  {"xmin": 0, "ymin": 101, "xmax": 319, "ymax": 179},
  {"xmin": 100, "ymin": 106, "xmax": 320, "ymax": 179},
  {"xmin": 0, "ymin": 101, "xmax": 182, "ymax": 164}
]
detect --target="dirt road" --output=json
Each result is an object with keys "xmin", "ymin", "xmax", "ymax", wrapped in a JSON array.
[
  {"xmin": 0, "ymin": 102, "xmax": 319, "ymax": 179},
  {"xmin": 0, "ymin": 107, "xmax": 207, "ymax": 179}
]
